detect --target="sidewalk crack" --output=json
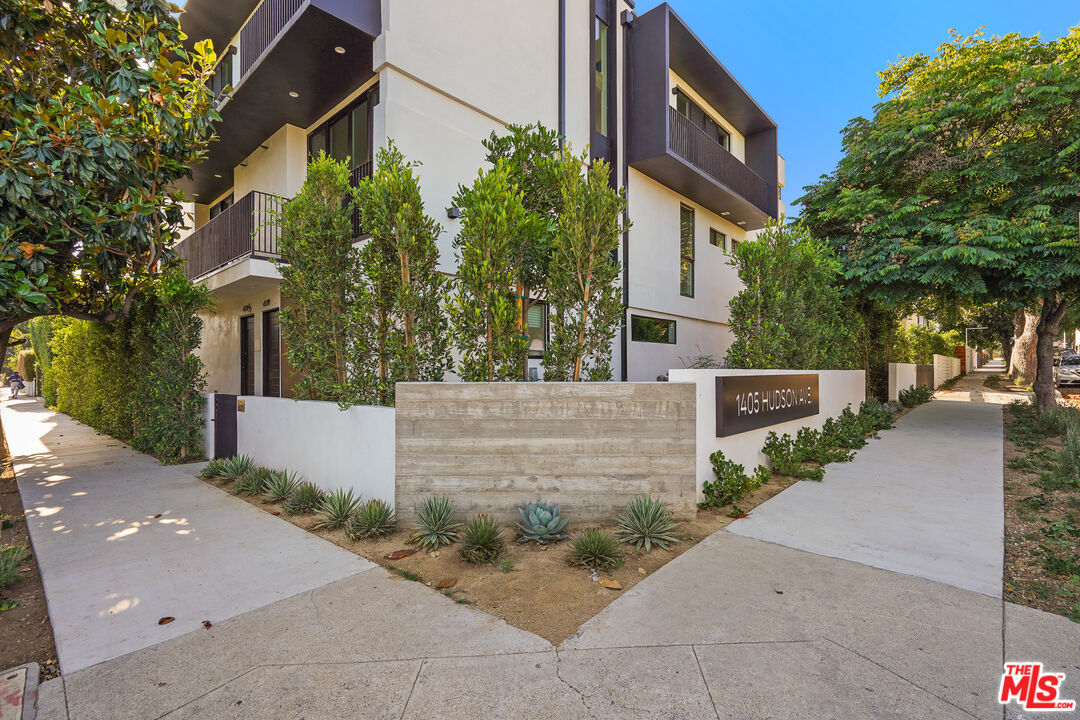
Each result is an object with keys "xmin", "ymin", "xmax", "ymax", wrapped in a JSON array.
[
  {"xmin": 691, "ymin": 645, "xmax": 721, "ymax": 720},
  {"xmin": 553, "ymin": 648, "xmax": 596, "ymax": 719},
  {"xmin": 397, "ymin": 659, "xmax": 424, "ymax": 720}
]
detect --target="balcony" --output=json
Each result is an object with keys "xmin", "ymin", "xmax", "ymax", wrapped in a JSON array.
[
  {"xmin": 177, "ymin": 163, "xmax": 373, "ymax": 282},
  {"xmin": 177, "ymin": 0, "xmax": 381, "ymax": 201},
  {"xmin": 627, "ymin": 4, "xmax": 779, "ymax": 229},
  {"xmin": 176, "ymin": 191, "xmax": 284, "ymax": 280}
]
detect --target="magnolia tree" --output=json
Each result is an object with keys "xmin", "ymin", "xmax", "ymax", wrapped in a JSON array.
[
  {"xmin": 0, "ymin": 0, "xmax": 219, "ymax": 359},
  {"xmin": 542, "ymin": 151, "xmax": 626, "ymax": 382},
  {"xmin": 448, "ymin": 161, "xmax": 539, "ymax": 381},
  {"xmin": 799, "ymin": 29, "xmax": 1080, "ymax": 413},
  {"xmin": 354, "ymin": 142, "xmax": 451, "ymax": 403}
]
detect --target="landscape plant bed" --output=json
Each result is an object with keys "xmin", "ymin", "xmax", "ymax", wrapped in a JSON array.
[
  {"xmin": 203, "ymin": 473, "xmax": 799, "ymax": 643},
  {"xmin": 0, "ymin": 415, "xmax": 60, "ymax": 679},
  {"xmin": 1002, "ymin": 400, "xmax": 1080, "ymax": 622}
]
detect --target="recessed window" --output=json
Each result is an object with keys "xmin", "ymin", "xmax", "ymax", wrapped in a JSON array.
[
  {"xmin": 680, "ymin": 204, "xmax": 694, "ymax": 297},
  {"xmin": 674, "ymin": 89, "xmax": 730, "ymax": 151},
  {"xmin": 710, "ymin": 228, "xmax": 726, "ymax": 249},
  {"xmin": 209, "ymin": 194, "xmax": 234, "ymax": 220},
  {"xmin": 307, "ymin": 86, "xmax": 378, "ymax": 170},
  {"xmin": 729, "ymin": 238, "xmax": 740, "ymax": 255},
  {"xmin": 631, "ymin": 315, "xmax": 676, "ymax": 344},
  {"xmin": 594, "ymin": 18, "xmax": 609, "ymax": 138},
  {"xmin": 527, "ymin": 302, "xmax": 547, "ymax": 358}
]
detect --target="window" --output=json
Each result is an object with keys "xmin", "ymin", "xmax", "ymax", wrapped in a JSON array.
[
  {"xmin": 680, "ymin": 205, "xmax": 694, "ymax": 297},
  {"xmin": 631, "ymin": 315, "xmax": 676, "ymax": 344},
  {"xmin": 593, "ymin": 18, "xmax": 609, "ymax": 137},
  {"xmin": 674, "ymin": 89, "xmax": 730, "ymax": 151},
  {"xmin": 710, "ymin": 228, "xmax": 726, "ymax": 249},
  {"xmin": 209, "ymin": 194, "xmax": 233, "ymax": 220},
  {"xmin": 729, "ymin": 238, "xmax": 740, "ymax": 255},
  {"xmin": 307, "ymin": 86, "xmax": 377, "ymax": 169},
  {"xmin": 526, "ymin": 303, "xmax": 547, "ymax": 358}
]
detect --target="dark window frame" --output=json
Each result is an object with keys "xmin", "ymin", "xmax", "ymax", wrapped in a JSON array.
[
  {"xmin": 709, "ymin": 228, "xmax": 726, "ymax": 249},
  {"xmin": 209, "ymin": 194, "xmax": 234, "ymax": 220},
  {"xmin": 680, "ymin": 204, "xmax": 695, "ymax": 298},
  {"xmin": 261, "ymin": 308, "xmax": 280, "ymax": 398},
  {"xmin": 307, "ymin": 85, "xmax": 379, "ymax": 170},
  {"xmin": 631, "ymin": 314, "xmax": 677, "ymax": 344},
  {"xmin": 239, "ymin": 314, "xmax": 255, "ymax": 396},
  {"xmin": 526, "ymin": 301, "xmax": 549, "ymax": 359}
]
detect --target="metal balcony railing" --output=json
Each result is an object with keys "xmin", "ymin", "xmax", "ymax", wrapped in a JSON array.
[
  {"xmin": 239, "ymin": 0, "xmax": 305, "ymax": 77},
  {"xmin": 668, "ymin": 107, "xmax": 771, "ymax": 216},
  {"xmin": 175, "ymin": 190, "xmax": 284, "ymax": 279},
  {"xmin": 349, "ymin": 160, "xmax": 374, "ymax": 237}
]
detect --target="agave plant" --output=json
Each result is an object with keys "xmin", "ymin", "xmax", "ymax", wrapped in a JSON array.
[
  {"xmin": 235, "ymin": 466, "xmax": 275, "ymax": 495},
  {"xmin": 410, "ymin": 496, "xmax": 462, "ymax": 549},
  {"xmin": 460, "ymin": 514, "xmax": 504, "ymax": 564},
  {"xmin": 314, "ymin": 488, "xmax": 363, "ymax": 530},
  {"xmin": 219, "ymin": 455, "xmax": 256, "ymax": 484},
  {"xmin": 514, "ymin": 500, "xmax": 569, "ymax": 542},
  {"xmin": 199, "ymin": 457, "xmax": 228, "ymax": 480},
  {"xmin": 346, "ymin": 499, "xmax": 397, "ymax": 540},
  {"xmin": 282, "ymin": 482, "xmax": 325, "ymax": 515},
  {"xmin": 567, "ymin": 529, "xmax": 623, "ymax": 570},
  {"xmin": 262, "ymin": 470, "xmax": 302, "ymax": 504},
  {"xmin": 614, "ymin": 496, "xmax": 681, "ymax": 552}
]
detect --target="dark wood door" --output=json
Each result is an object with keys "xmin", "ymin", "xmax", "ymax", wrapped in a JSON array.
[
  {"xmin": 262, "ymin": 309, "xmax": 280, "ymax": 397},
  {"xmin": 240, "ymin": 315, "xmax": 255, "ymax": 395},
  {"xmin": 213, "ymin": 394, "xmax": 237, "ymax": 459}
]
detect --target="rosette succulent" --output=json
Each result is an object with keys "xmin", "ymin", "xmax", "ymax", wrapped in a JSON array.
[{"xmin": 514, "ymin": 500, "xmax": 570, "ymax": 542}]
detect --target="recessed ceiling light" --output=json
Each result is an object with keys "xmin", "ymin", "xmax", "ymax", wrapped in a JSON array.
[
  {"xmin": 193, "ymin": 193, "xmax": 200, "ymax": 198},
  {"xmin": 288, "ymin": 91, "xmax": 299, "ymax": 98},
  {"xmin": 737, "ymin": 221, "xmax": 746, "ymax": 225},
  {"xmin": 213, "ymin": 173, "xmax": 222, "ymax": 178},
  {"xmin": 720, "ymin": 211, "xmax": 731, "ymax": 216},
  {"xmin": 334, "ymin": 46, "xmax": 345, "ymax": 54}
]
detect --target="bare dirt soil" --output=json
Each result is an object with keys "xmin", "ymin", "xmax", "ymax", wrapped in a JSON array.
[
  {"xmin": 1000, "ymin": 377, "xmax": 1080, "ymax": 622},
  {"xmin": 0, "ymin": 411, "xmax": 60, "ymax": 678},
  {"xmin": 209, "ymin": 474, "xmax": 800, "ymax": 644}
]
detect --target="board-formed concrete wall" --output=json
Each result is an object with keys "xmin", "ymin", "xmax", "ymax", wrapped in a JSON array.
[
  {"xmin": 395, "ymin": 383, "xmax": 697, "ymax": 522},
  {"xmin": 668, "ymin": 369, "xmax": 866, "ymax": 501}
]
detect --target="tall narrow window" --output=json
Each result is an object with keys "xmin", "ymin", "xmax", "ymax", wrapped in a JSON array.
[
  {"xmin": 526, "ymin": 303, "xmax": 547, "ymax": 358},
  {"xmin": 350, "ymin": 100, "xmax": 370, "ymax": 169},
  {"xmin": 680, "ymin": 205, "xmax": 694, "ymax": 297},
  {"xmin": 593, "ymin": 18, "xmax": 608, "ymax": 137}
]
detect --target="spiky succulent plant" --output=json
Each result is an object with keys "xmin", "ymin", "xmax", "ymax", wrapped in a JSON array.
[
  {"xmin": 614, "ymin": 495, "xmax": 680, "ymax": 551},
  {"xmin": 410, "ymin": 496, "xmax": 462, "ymax": 549},
  {"xmin": 567, "ymin": 529, "xmax": 623, "ymax": 569},
  {"xmin": 219, "ymin": 454, "xmax": 256, "ymax": 484},
  {"xmin": 346, "ymin": 499, "xmax": 397, "ymax": 540},
  {"xmin": 262, "ymin": 470, "xmax": 302, "ymax": 504},
  {"xmin": 199, "ymin": 457, "xmax": 228, "ymax": 480},
  {"xmin": 514, "ymin": 500, "xmax": 569, "ymax": 542},
  {"xmin": 235, "ymin": 466, "xmax": 275, "ymax": 495},
  {"xmin": 314, "ymin": 488, "xmax": 363, "ymax": 530},
  {"xmin": 282, "ymin": 482, "xmax": 325, "ymax": 515},
  {"xmin": 460, "ymin": 514, "xmax": 504, "ymax": 564}
]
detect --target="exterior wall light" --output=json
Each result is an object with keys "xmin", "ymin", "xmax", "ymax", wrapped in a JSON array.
[
  {"xmin": 288, "ymin": 91, "xmax": 299, "ymax": 98},
  {"xmin": 334, "ymin": 46, "xmax": 346, "ymax": 54},
  {"xmin": 242, "ymin": 304, "xmax": 252, "ymax": 313},
  {"xmin": 447, "ymin": 207, "xmax": 462, "ymax": 219},
  {"xmin": 263, "ymin": 299, "xmax": 272, "ymax": 306},
  {"xmin": 213, "ymin": 173, "xmax": 222, "ymax": 178}
]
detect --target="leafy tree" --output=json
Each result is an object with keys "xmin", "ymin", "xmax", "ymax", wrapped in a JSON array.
[
  {"xmin": 543, "ymin": 151, "xmax": 626, "ymax": 382},
  {"xmin": 0, "ymin": 0, "xmax": 219, "ymax": 359},
  {"xmin": 448, "ymin": 161, "xmax": 537, "ymax": 381},
  {"xmin": 354, "ymin": 142, "xmax": 451, "ymax": 404},
  {"xmin": 799, "ymin": 28, "xmax": 1080, "ymax": 413},
  {"xmin": 725, "ymin": 222, "xmax": 858, "ymax": 371},
  {"xmin": 276, "ymin": 155, "xmax": 365, "ymax": 406},
  {"xmin": 482, "ymin": 123, "xmax": 562, "ymax": 377}
]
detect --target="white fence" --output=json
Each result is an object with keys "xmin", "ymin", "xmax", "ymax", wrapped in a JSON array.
[
  {"xmin": 668, "ymin": 369, "xmax": 866, "ymax": 500},
  {"xmin": 933, "ymin": 354, "xmax": 962, "ymax": 388},
  {"xmin": 887, "ymin": 363, "xmax": 917, "ymax": 402},
  {"xmin": 205, "ymin": 395, "xmax": 396, "ymax": 506}
]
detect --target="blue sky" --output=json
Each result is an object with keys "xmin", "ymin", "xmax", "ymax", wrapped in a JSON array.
[{"xmin": 634, "ymin": 0, "xmax": 1078, "ymax": 214}]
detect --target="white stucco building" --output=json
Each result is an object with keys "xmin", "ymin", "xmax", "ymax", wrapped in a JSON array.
[{"xmin": 176, "ymin": 0, "xmax": 785, "ymax": 396}]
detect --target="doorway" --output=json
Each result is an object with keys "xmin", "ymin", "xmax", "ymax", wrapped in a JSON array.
[
  {"xmin": 262, "ymin": 309, "xmax": 280, "ymax": 398},
  {"xmin": 240, "ymin": 315, "xmax": 255, "ymax": 395}
]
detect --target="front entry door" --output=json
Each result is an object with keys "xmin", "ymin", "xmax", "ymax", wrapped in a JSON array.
[
  {"xmin": 240, "ymin": 315, "xmax": 255, "ymax": 395},
  {"xmin": 213, "ymin": 394, "xmax": 237, "ymax": 458},
  {"xmin": 262, "ymin": 309, "xmax": 280, "ymax": 397}
]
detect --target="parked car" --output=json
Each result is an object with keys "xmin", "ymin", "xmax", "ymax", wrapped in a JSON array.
[{"xmin": 1054, "ymin": 355, "xmax": 1080, "ymax": 386}]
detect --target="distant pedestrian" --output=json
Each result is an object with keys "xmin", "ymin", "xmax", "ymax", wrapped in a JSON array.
[{"xmin": 9, "ymin": 371, "xmax": 24, "ymax": 399}]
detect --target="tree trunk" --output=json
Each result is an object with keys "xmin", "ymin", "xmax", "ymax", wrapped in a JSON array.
[
  {"xmin": 400, "ymin": 251, "xmax": 414, "ymax": 381},
  {"xmin": 1010, "ymin": 308, "xmax": 1038, "ymax": 383},
  {"xmin": 998, "ymin": 330, "xmax": 1013, "ymax": 370},
  {"xmin": 1033, "ymin": 296, "xmax": 1070, "ymax": 416}
]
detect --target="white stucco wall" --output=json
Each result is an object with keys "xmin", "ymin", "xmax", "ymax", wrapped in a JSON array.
[
  {"xmin": 234, "ymin": 396, "xmax": 396, "ymax": 506},
  {"xmin": 626, "ymin": 308, "xmax": 733, "ymax": 382},
  {"xmin": 933, "ymin": 354, "xmax": 962, "ymax": 388},
  {"xmin": 668, "ymin": 368, "xmax": 867, "ymax": 500},
  {"xmin": 887, "ymin": 363, "xmax": 918, "ymax": 402},
  {"xmin": 233, "ymin": 123, "xmax": 308, "ymax": 200}
]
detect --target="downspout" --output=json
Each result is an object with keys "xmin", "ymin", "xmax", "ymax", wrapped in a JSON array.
[
  {"xmin": 620, "ymin": 5, "xmax": 633, "ymax": 381},
  {"xmin": 558, "ymin": 0, "xmax": 566, "ymax": 148}
]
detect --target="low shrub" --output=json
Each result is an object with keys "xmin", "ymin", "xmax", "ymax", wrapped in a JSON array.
[
  {"xmin": 346, "ymin": 499, "xmax": 397, "ymax": 540},
  {"xmin": 262, "ymin": 470, "xmax": 302, "ymax": 504},
  {"xmin": 514, "ymin": 500, "xmax": 570, "ymax": 542},
  {"xmin": 762, "ymin": 432, "xmax": 824, "ymax": 481},
  {"xmin": 282, "ymin": 482, "xmax": 325, "ymax": 515},
  {"xmin": 567, "ymin": 529, "xmax": 623, "ymax": 570},
  {"xmin": 314, "ymin": 488, "xmax": 363, "ymax": 530},
  {"xmin": 898, "ymin": 384, "xmax": 933, "ymax": 408},
  {"xmin": 857, "ymin": 398, "xmax": 895, "ymax": 433},
  {"xmin": 235, "ymin": 467, "xmax": 275, "ymax": 495},
  {"xmin": 700, "ymin": 451, "xmax": 769, "ymax": 508},
  {"xmin": 0, "ymin": 545, "xmax": 29, "ymax": 589},
  {"xmin": 460, "ymin": 514, "xmax": 504, "ymax": 564},
  {"xmin": 410, "ymin": 496, "xmax": 462, "ymax": 549},
  {"xmin": 615, "ymin": 496, "xmax": 680, "ymax": 551}
]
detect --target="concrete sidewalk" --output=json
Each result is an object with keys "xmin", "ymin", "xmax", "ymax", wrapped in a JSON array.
[
  {"xmin": 728, "ymin": 371, "xmax": 1005, "ymax": 596},
  {"xmin": 2, "ymin": 398, "xmax": 373, "ymax": 674}
]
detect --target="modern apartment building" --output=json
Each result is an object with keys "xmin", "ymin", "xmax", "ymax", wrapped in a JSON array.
[{"xmin": 175, "ymin": 0, "xmax": 784, "ymax": 396}]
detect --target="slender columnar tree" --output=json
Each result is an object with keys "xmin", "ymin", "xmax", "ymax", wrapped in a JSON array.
[{"xmin": 543, "ymin": 151, "xmax": 626, "ymax": 382}]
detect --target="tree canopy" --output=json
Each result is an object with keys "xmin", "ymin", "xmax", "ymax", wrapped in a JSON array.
[{"xmin": 0, "ymin": 0, "xmax": 219, "ymax": 354}]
